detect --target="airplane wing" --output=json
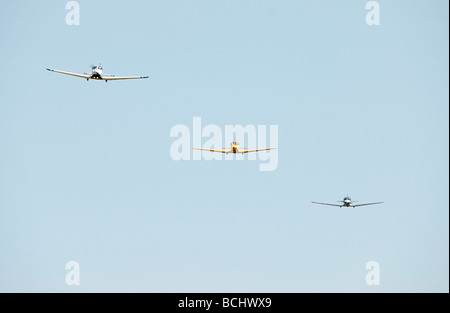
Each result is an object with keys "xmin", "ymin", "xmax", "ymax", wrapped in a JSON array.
[
  {"xmin": 46, "ymin": 68, "xmax": 91, "ymax": 79},
  {"xmin": 193, "ymin": 148, "xmax": 230, "ymax": 153},
  {"xmin": 353, "ymin": 202, "xmax": 383, "ymax": 207},
  {"xmin": 240, "ymin": 148, "xmax": 277, "ymax": 153},
  {"xmin": 311, "ymin": 201, "xmax": 342, "ymax": 207},
  {"xmin": 103, "ymin": 75, "xmax": 149, "ymax": 81}
]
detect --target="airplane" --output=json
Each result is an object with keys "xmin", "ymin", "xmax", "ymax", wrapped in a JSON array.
[
  {"xmin": 193, "ymin": 139, "xmax": 277, "ymax": 155},
  {"xmin": 312, "ymin": 195, "xmax": 383, "ymax": 208},
  {"xmin": 46, "ymin": 64, "xmax": 149, "ymax": 82}
]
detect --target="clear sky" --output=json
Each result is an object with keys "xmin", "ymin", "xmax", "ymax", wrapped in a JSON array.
[{"xmin": 0, "ymin": 0, "xmax": 448, "ymax": 292}]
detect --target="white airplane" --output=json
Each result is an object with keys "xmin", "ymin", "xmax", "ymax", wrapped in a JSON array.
[
  {"xmin": 193, "ymin": 139, "xmax": 277, "ymax": 155},
  {"xmin": 46, "ymin": 64, "xmax": 149, "ymax": 82},
  {"xmin": 312, "ymin": 196, "xmax": 383, "ymax": 208}
]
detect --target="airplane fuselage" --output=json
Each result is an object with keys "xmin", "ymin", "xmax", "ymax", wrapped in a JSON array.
[
  {"xmin": 342, "ymin": 197, "xmax": 352, "ymax": 207},
  {"xmin": 227, "ymin": 144, "xmax": 246, "ymax": 154},
  {"xmin": 91, "ymin": 68, "xmax": 103, "ymax": 79}
]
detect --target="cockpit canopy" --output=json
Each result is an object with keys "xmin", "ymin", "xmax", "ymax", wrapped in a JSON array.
[{"xmin": 344, "ymin": 197, "xmax": 351, "ymax": 201}]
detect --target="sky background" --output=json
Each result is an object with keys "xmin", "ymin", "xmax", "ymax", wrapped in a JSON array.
[{"xmin": 0, "ymin": 0, "xmax": 448, "ymax": 292}]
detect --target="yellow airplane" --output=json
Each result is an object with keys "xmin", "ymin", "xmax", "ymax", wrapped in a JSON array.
[{"xmin": 193, "ymin": 139, "xmax": 277, "ymax": 155}]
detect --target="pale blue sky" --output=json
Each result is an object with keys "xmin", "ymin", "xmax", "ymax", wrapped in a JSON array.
[{"xmin": 0, "ymin": 0, "xmax": 448, "ymax": 292}]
